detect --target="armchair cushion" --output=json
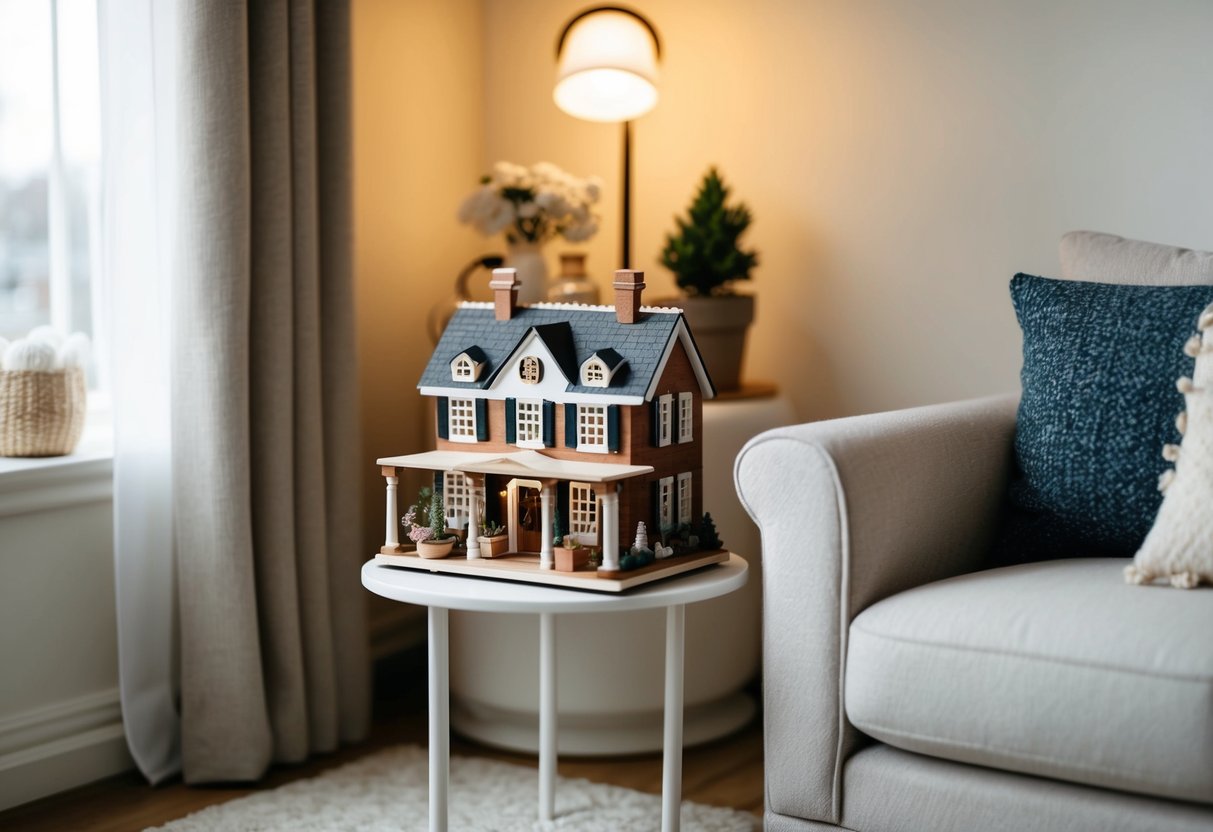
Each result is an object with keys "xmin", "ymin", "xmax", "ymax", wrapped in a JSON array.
[
  {"xmin": 844, "ymin": 558, "xmax": 1213, "ymax": 805},
  {"xmin": 1002, "ymin": 273, "xmax": 1213, "ymax": 560}
]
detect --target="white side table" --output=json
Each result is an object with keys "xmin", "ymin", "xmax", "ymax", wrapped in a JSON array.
[{"xmin": 362, "ymin": 555, "xmax": 749, "ymax": 832}]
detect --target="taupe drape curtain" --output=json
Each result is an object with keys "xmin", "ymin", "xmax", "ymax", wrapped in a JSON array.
[{"xmin": 172, "ymin": 0, "xmax": 368, "ymax": 782}]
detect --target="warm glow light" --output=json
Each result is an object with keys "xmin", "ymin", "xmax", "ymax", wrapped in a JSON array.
[{"xmin": 554, "ymin": 9, "xmax": 659, "ymax": 123}]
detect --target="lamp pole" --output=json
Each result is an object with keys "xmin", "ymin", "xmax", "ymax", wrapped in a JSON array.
[{"xmin": 621, "ymin": 120, "xmax": 633, "ymax": 269}]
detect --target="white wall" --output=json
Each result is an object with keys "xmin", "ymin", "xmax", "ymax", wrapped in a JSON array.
[{"xmin": 482, "ymin": 0, "xmax": 1213, "ymax": 420}]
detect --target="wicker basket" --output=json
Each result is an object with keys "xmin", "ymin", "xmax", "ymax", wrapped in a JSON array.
[{"xmin": 0, "ymin": 368, "xmax": 87, "ymax": 457}]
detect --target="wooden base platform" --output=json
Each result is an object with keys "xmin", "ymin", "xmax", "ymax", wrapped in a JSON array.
[{"xmin": 372, "ymin": 548, "xmax": 730, "ymax": 592}]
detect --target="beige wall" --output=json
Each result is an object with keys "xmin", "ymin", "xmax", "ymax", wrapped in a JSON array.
[
  {"xmin": 353, "ymin": 0, "xmax": 485, "ymax": 559},
  {"xmin": 482, "ymin": 0, "xmax": 1213, "ymax": 420}
]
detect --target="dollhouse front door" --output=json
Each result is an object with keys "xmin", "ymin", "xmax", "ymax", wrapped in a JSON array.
[{"xmin": 507, "ymin": 478, "xmax": 544, "ymax": 554}]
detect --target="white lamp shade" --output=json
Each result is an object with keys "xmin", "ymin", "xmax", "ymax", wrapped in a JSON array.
[{"xmin": 554, "ymin": 9, "xmax": 659, "ymax": 123}]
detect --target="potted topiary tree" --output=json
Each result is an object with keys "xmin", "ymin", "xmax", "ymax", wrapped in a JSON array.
[
  {"xmin": 658, "ymin": 167, "xmax": 759, "ymax": 391},
  {"xmin": 416, "ymin": 489, "xmax": 456, "ymax": 559}
]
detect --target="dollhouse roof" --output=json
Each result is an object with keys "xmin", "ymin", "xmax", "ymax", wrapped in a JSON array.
[{"xmin": 419, "ymin": 303, "xmax": 716, "ymax": 402}]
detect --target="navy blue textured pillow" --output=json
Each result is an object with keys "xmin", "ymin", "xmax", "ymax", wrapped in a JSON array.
[{"xmin": 1001, "ymin": 273, "xmax": 1213, "ymax": 561}]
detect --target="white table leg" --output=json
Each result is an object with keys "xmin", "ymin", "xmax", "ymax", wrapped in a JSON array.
[
  {"xmin": 662, "ymin": 604, "xmax": 686, "ymax": 832},
  {"xmin": 539, "ymin": 612, "xmax": 557, "ymax": 821},
  {"xmin": 429, "ymin": 606, "xmax": 449, "ymax": 832}
]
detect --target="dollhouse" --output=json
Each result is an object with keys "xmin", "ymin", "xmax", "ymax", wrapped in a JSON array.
[{"xmin": 376, "ymin": 268, "xmax": 724, "ymax": 590}]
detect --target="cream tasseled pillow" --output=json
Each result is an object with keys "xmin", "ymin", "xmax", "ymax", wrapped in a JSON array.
[{"xmin": 1127, "ymin": 302, "xmax": 1213, "ymax": 589}]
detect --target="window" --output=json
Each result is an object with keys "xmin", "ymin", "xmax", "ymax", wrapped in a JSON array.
[
  {"xmin": 448, "ymin": 397, "xmax": 476, "ymax": 441},
  {"xmin": 657, "ymin": 394, "xmax": 673, "ymax": 447},
  {"xmin": 443, "ymin": 472, "xmax": 484, "ymax": 531},
  {"xmin": 451, "ymin": 357, "xmax": 474, "ymax": 381},
  {"xmin": 658, "ymin": 476, "xmax": 674, "ymax": 528},
  {"xmin": 515, "ymin": 398, "xmax": 543, "ymax": 446},
  {"xmin": 569, "ymin": 481, "xmax": 597, "ymax": 543},
  {"xmin": 0, "ymin": 0, "xmax": 100, "ymax": 373},
  {"xmin": 678, "ymin": 393, "xmax": 693, "ymax": 443},
  {"xmin": 677, "ymin": 472, "xmax": 692, "ymax": 525},
  {"xmin": 519, "ymin": 355, "xmax": 542, "ymax": 384},
  {"xmin": 582, "ymin": 360, "xmax": 605, "ymax": 386},
  {"xmin": 577, "ymin": 404, "xmax": 607, "ymax": 452}
]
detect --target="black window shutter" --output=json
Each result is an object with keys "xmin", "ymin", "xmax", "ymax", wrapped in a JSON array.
[
  {"xmin": 651, "ymin": 399, "xmax": 662, "ymax": 446},
  {"xmin": 671, "ymin": 395, "xmax": 681, "ymax": 444},
  {"xmin": 543, "ymin": 400, "xmax": 555, "ymax": 447},
  {"xmin": 565, "ymin": 403, "xmax": 578, "ymax": 448},
  {"xmin": 505, "ymin": 398, "xmax": 516, "ymax": 444},
  {"xmin": 607, "ymin": 405, "xmax": 620, "ymax": 452},
  {"xmin": 475, "ymin": 398, "xmax": 489, "ymax": 441},
  {"xmin": 437, "ymin": 397, "xmax": 449, "ymax": 439}
]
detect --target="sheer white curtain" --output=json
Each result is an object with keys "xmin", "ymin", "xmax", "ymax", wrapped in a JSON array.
[
  {"xmin": 99, "ymin": 0, "xmax": 368, "ymax": 785},
  {"xmin": 98, "ymin": 0, "xmax": 181, "ymax": 784}
]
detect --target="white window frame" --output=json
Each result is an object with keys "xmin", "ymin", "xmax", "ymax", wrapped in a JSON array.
[
  {"xmin": 678, "ymin": 392, "xmax": 693, "ymax": 443},
  {"xmin": 658, "ymin": 475, "xmax": 674, "ymax": 529},
  {"xmin": 569, "ymin": 481, "xmax": 598, "ymax": 544},
  {"xmin": 451, "ymin": 356, "xmax": 474, "ymax": 381},
  {"xmin": 677, "ymin": 471, "xmax": 693, "ymax": 526},
  {"xmin": 448, "ymin": 397, "xmax": 477, "ymax": 442},
  {"xmin": 515, "ymin": 398, "xmax": 544, "ymax": 448},
  {"xmin": 658, "ymin": 394, "xmax": 673, "ymax": 447},
  {"xmin": 443, "ymin": 472, "xmax": 484, "ymax": 531},
  {"xmin": 577, "ymin": 404, "xmax": 608, "ymax": 453},
  {"xmin": 581, "ymin": 360, "xmax": 606, "ymax": 386}
]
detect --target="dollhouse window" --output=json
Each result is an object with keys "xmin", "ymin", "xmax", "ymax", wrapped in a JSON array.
[
  {"xmin": 515, "ymin": 399, "xmax": 544, "ymax": 447},
  {"xmin": 678, "ymin": 393, "xmax": 693, "ymax": 443},
  {"xmin": 658, "ymin": 394, "xmax": 673, "ymax": 447},
  {"xmin": 677, "ymin": 472, "xmax": 693, "ymax": 525},
  {"xmin": 452, "ymin": 357, "xmax": 474, "ymax": 381},
  {"xmin": 443, "ymin": 472, "xmax": 484, "ymax": 530},
  {"xmin": 658, "ymin": 476, "xmax": 675, "ymax": 528},
  {"xmin": 569, "ymin": 481, "xmax": 598, "ymax": 543},
  {"xmin": 448, "ymin": 397, "xmax": 477, "ymax": 441},
  {"xmin": 582, "ymin": 360, "xmax": 605, "ymax": 386},
  {"xmin": 520, "ymin": 356, "xmax": 543, "ymax": 384},
  {"xmin": 577, "ymin": 404, "xmax": 608, "ymax": 452}
]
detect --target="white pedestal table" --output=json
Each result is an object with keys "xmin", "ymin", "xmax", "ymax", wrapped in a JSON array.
[{"xmin": 361, "ymin": 554, "xmax": 748, "ymax": 832}]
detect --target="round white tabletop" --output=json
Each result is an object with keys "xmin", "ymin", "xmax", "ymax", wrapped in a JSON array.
[{"xmin": 361, "ymin": 553, "xmax": 748, "ymax": 614}]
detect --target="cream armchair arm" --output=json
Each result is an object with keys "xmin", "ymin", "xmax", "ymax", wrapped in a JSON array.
[{"xmin": 734, "ymin": 394, "xmax": 1018, "ymax": 826}]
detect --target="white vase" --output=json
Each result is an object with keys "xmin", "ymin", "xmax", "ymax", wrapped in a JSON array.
[{"xmin": 506, "ymin": 241, "xmax": 550, "ymax": 305}]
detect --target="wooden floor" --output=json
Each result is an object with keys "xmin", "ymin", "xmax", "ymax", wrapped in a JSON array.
[{"xmin": 2, "ymin": 650, "xmax": 764, "ymax": 831}]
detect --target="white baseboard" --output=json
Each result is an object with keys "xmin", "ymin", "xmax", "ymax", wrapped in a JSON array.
[{"xmin": 0, "ymin": 688, "xmax": 133, "ymax": 811}]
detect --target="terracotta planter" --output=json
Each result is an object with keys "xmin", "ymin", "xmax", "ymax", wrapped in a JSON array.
[
  {"xmin": 416, "ymin": 537, "xmax": 456, "ymax": 559},
  {"xmin": 479, "ymin": 534, "xmax": 509, "ymax": 557},
  {"xmin": 554, "ymin": 545, "xmax": 590, "ymax": 572},
  {"xmin": 659, "ymin": 294, "xmax": 754, "ymax": 392}
]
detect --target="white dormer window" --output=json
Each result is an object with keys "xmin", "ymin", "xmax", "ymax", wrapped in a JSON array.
[
  {"xmin": 449, "ymin": 350, "xmax": 485, "ymax": 382},
  {"xmin": 452, "ymin": 357, "xmax": 474, "ymax": 380},
  {"xmin": 520, "ymin": 356, "xmax": 543, "ymax": 384},
  {"xmin": 583, "ymin": 360, "xmax": 606, "ymax": 386}
]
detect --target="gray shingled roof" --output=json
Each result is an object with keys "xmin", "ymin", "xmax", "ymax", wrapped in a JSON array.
[{"xmin": 419, "ymin": 305, "xmax": 691, "ymax": 399}]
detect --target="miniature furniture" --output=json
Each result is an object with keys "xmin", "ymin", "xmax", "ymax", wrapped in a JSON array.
[
  {"xmin": 735, "ymin": 232, "xmax": 1213, "ymax": 831},
  {"xmin": 361, "ymin": 554, "xmax": 748, "ymax": 832}
]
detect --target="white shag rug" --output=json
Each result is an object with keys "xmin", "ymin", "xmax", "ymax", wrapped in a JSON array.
[{"xmin": 149, "ymin": 745, "xmax": 758, "ymax": 831}]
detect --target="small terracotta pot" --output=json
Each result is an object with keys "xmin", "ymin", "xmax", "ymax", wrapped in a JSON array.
[
  {"xmin": 479, "ymin": 534, "xmax": 509, "ymax": 557},
  {"xmin": 417, "ymin": 537, "xmax": 456, "ymax": 559},
  {"xmin": 554, "ymin": 545, "xmax": 590, "ymax": 572}
]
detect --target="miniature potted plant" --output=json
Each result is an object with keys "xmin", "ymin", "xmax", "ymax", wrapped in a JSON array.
[
  {"xmin": 657, "ymin": 167, "xmax": 759, "ymax": 391},
  {"xmin": 478, "ymin": 519, "xmax": 509, "ymax": 558},
  {"xmin": 554, "ymin": 535, "xmax": 589, "ymax": 572},
  {"xmin": 416, "ymin": 490, "xmax": 456, "ymax": 559}
]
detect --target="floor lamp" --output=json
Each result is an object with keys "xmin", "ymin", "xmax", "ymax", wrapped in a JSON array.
[{"xmin": 554, "ymin": 5, "xmax": 661, "ymax": 270}]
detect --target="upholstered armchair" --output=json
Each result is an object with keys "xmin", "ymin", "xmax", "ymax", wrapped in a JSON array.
[{"xmin": 735, "ymin": 233, "xmax": 1213, "ymax": 831}]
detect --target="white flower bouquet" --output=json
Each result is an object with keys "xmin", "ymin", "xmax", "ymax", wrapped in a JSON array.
[{"xmin": 458, "ymin": 161, "xmax": 602, "ymax": 245}]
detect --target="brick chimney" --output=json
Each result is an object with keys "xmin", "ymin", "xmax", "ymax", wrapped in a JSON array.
[
  {"xmin": 613, "ymin": 269, "xmax": 645, "ymax": 324},
  {"xmin": 490, "ymin": 268, "xmax": 520, "ymax": 321}
]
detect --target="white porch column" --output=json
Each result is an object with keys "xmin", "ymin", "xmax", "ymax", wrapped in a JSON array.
[
  {"xmin": 540, "ymin": 481, "xmax": 555, "ymax": 570},
  {"xmin": 465, "ymin": 474, "xmax": 483, "ymax": 559},
  {"xmin": 382, "ymin": 466, "xmax": 401, "ymax": 553},
  {"xmin": 599, "ymin": 485, "xmax": 620, "ymax": 572}
]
